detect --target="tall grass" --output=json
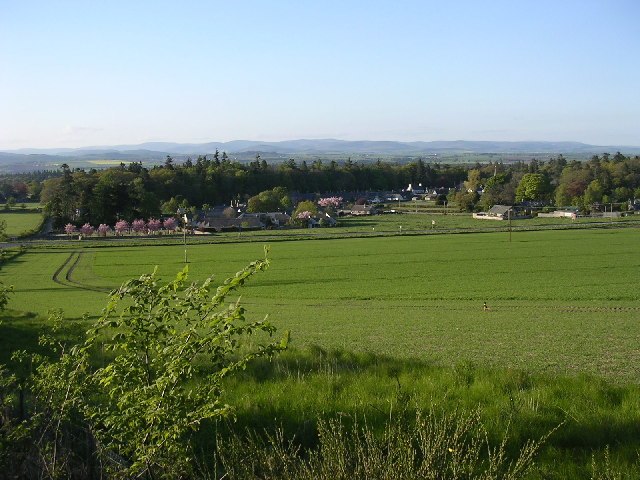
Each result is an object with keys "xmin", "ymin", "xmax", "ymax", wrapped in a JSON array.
[
  {"xmin": 2, "ymin": 323, "xmax": 639, "ymax": 478},
  {"xmin": 218, "ymin": 345, "xmax": 640, "ymax": 478},
  {"xmin": 213, "ymin": 408, "xmax": 553, "ymax": 480}
]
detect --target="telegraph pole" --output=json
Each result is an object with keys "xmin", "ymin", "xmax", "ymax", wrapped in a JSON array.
[
  {"xmin": 182, "ymin": 213, "xmax": 189, "ymax": 263},
  {"xmin": 183, "ymin": 227, "xmax": 188, "ymax": 263}
]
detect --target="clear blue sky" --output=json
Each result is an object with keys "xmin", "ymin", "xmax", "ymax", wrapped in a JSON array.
[{"xmin": 1, "ymin": 0, "xmax": 639, "ymax": 149}]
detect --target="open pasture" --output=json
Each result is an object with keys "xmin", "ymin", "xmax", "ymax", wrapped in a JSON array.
[
  {"xmin": 1, "ymin": 228, "xmax": 639, "ymax": 381},
  {"xmin": 0, "ymin": 211, "xmax": 44, "ymax": 237},
  {"xmin": 336, "ymin": 210, "xmax": 637, "ymax": 232}
]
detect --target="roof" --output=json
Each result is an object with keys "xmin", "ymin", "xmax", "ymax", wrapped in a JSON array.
[
  {"xmin": 196, "ymin": 218, "xmax": 239, "ymax": 230},
  {"xmin": 351, "ymin": 204, "xmax": 376, "ymax": 211},
  {"xmin": 237, "ymin": 217, "xmax": 265, "ymax": 228},
  {"xmin": 196, "ymin": 216, "xmax": 265, "ymax": 231},
  {"xmin": 265, "ymin": 212, "xmax": 291, "ymax": 221},
  {"xmin": 488, "ymin": 205, "xmax": 513, "ymax": 215}
]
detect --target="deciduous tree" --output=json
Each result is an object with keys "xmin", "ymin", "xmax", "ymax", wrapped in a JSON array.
[
  {"xmin": 80, "ymin": 223, "xmax": 94, "ymax": 237},
  {"xmin": 515, "ymin": 173, "xmax": 550, "ymax": 202},
  {"xmin": 247, "ymin": 187, "xmax": 291, "ymax": 213},
  {"xmin": 293, "ymin": 200, "xmax": 318, "ymax": 219},
  {"xmin": 114, "ymin": 219, "xmax": 130, "ymax": 235}
]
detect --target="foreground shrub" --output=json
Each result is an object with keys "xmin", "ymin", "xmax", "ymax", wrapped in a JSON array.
[
  {"xmin": 4, "ymin": 253, "xmax": 288, "ymax": 478},
  {"xmin": 216, "ymin": 408, "xmax": 556, "ymax": 480}
]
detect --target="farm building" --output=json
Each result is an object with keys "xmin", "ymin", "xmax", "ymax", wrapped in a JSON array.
[
  {"xmin": 348, "ymin": 205, "xmax": 378, "ymax": 216},
  {"xmin": 192, "ymin": 211, "xmax": 301, "ymax": 233},
  {"xmin": 263, "ymin": 212, "xmax": 291, "ymax": 227},
  {"xmin": 193, "ymin": 218, "xmax": 245, "ymax": 233},
  {"xmin": 473, "ymin": 205, "xmax": 513, "ymax": 220},
  {"xmin": 537, "ymin": 209, "xmax": 578, "ymax": 219}
]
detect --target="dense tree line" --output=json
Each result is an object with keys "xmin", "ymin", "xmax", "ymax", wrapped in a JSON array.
[
  {"xmin": 39, "ymin": 154, "xmax": 467, "ymax": 226},
  {"xmin": 33, "ymin": 151, "xmax": 640, "ymax": 226},
  {"xmin": 0, "ymin": 170, "xmax": 57, "ymax": 203},
  {"xmin": 451, "ymin": 153, "xmax": 640, "ymax": 212}
]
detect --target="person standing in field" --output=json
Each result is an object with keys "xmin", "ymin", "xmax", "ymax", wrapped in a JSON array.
[{"xmin": 483, "ymin": 302, "xmax": 489, "ymax": 311}]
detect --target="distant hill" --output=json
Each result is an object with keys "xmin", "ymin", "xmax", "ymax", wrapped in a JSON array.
[{"xmin": 1, "ymin": 139, "xmax": 639, "ymax": 172}]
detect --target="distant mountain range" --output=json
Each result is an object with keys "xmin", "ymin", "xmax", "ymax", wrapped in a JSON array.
[
  {"xmin": 1, "ymin": 139, "xmax": 638, "ymax": 172},
  {"xmin": 6, "ymin": 139, "xmax": 640, "ymax": 156}
]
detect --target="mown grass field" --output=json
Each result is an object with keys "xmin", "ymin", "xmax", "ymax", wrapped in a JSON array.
[
  {"xmin": 2, "ymin": 227, "xmax": 639, "ymax": 381},
  {"xmin": 336, "ymin": 209, "xmax": 637, "ymax": 232},
  {"xmin": 230, "ymin": 210, "xmax": 639, "ymax": 237},
  {"xmin": 0, "ymin": 210, "xmax": 44, "ymax": 237}
]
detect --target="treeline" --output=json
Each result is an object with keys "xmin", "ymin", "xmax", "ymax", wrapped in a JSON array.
[
  {"xmin": 0, "ymin": 170, "xmax": 57, "ymax": 203},
  {"xmin": 33, "ymin": 151, "xmax": 640, "ymax": 226},
  {"xmin": 39, "ymin": 154, "xmax": 467, "ymax": 226},
  {"xmin": 453, "ymin": 152, "xmax": 640, "ymax": 212}
]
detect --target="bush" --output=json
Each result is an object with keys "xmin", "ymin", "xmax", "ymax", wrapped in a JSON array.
[{"xmin": 5, "ymin": 255, "xmax": 288, "ymax": 478}]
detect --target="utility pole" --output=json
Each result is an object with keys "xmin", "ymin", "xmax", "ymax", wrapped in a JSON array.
[
  {"xmin": 182, "ymin": 213, "xmax": 189, "ymax": 263},
  {"xmin": 508, "ymin": 208, "xmax": 512, "ymax": 243},
  {"xmin": 183, "ymin": 228, "xmax": 188, "ymax": 263}
]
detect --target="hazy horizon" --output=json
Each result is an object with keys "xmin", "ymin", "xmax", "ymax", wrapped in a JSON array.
[
  {"xmin": 2, "ymin": 1, "xmax": 639, "ymax": 150},
  {"xmin": 4, "ymin": 137, "xmax": 640, "ymax": 154}
]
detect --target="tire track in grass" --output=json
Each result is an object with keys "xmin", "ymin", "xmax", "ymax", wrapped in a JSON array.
[
  {"xmin": 66, "ymin": 252, "xmax": 112, "ymax": 293},
  {"xmin": 51, "ymin": 252, "xmax": 77, "ymax": 287},
  {"xmin": 52, "ymin": 251, "xmax": 111, "ymax": 293}
]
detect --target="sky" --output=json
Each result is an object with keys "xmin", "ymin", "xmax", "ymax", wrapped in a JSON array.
[{"xmin": 1, "ymin": 0, "xmax": 639, "ymax": 149}]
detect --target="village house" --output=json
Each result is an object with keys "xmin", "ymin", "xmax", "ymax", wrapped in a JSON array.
[
  {"xmin": 338, "ymin": 204, "xmax": 378, "ymax": 216},
  {"xmin": 191, "ymin": 212, "xmax": 291, "ymax": 234}
]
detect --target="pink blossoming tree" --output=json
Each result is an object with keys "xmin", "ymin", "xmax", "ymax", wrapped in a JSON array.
[
  {"xmin": 163, "ymin": 217, "xmax": 177, "ymax": 232},
  {"xmin": 147, "ymin": 218, "xmax": 161, "ymax": 234},
  {"xmin": 131, "ymin": 219, "xmax": 146, "ymax": 234},
  {"xmin": 64, "ymin": 223, "xmax": 77, "ymax": 236},
  {"xmin": 114, "ymin": 220, "xmax": 130, "ymax": 235},
  {"xmin": 97, "ymin": 224, "xmax": 110, "ymax": 237},
  {"xmin": 317, "ymin": 196, "xmax": 343, "ymax": 209},
  {"xmin": 80, "ymin": 223, "xmax": 94, "ymax": 237}
]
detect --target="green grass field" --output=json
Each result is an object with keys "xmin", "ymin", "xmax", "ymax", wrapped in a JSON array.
[
  {"xmin": 0, "ymin": 211, "xmax": 44, "ymax": 237},
  {"xmin": 342, "ymin": 209, "xmax": 637, "ymax": 230},
  {"xmin": 2, "ymin": 227, "xmax": 639, "ymax": 381},
  {"xmin": 2, "ymin": 227, "xmax": 640, "ymax": 477}
]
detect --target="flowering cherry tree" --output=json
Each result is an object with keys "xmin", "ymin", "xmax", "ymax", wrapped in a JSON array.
[
  {"xmin": 80, "ymin": 223, "xmax": 94, "ymax": 237},
  {"xmin": 97, "ymin": 224, "xmax": 110, "ymax": 236},
  {"xmin": 64, "ymin": 223, "xmax": 77, "ymax": 236},
  {"xmin": 147, "ymin": 218, "xmax": 161, "ymax": 234},
  {"xmin": 163, "ymin": 217, "xmax": 177, "ymax": 232},
  {"xmin": 317, "ymin": 196, "xmax": 343, "ymax": 209},
  {"xmin": 132, "ymin": 219, "xmax": 146, "ymax": 234},
  {"xmin": 296, "ymin": 211, "xmax": 312, "ymax": 220},
  {"xmin": 115, "ymin": 220, "xmax": 130, "ymax": 235}
]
